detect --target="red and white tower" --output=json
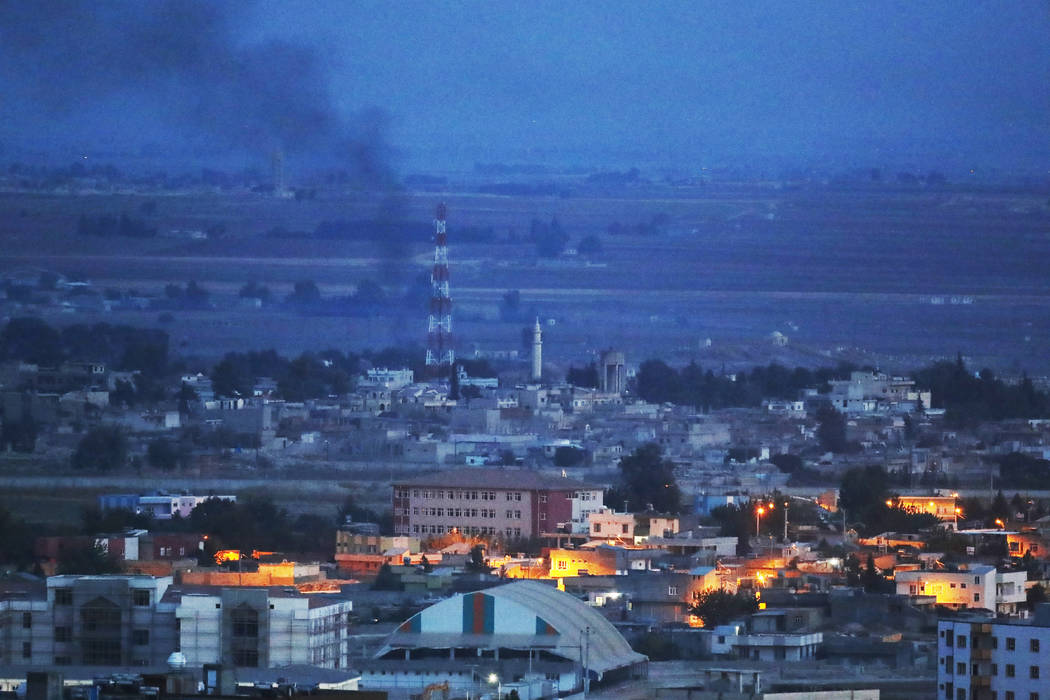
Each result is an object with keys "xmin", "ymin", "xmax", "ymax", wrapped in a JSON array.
[{"xmin": 425, "ymin": 203, "xmax": 454, "ymax": 372}]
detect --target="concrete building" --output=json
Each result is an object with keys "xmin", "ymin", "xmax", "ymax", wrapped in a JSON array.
[
  {"xmin": 174, "ymin": 587, "xmax": 352, "ymax": 669},
  {"xmin": 0, "ymin": 576, "xmax": 352, "ymax": 671},
  {"xmin": 392, "ymin": 469, "xmax": 602, "ymax": 540},
  {"xmin": 895, "ymin": 566, "xmax": 1027, "ymax": 615},
  {"xmin": 893, "ymin": 495, "xmax": 960, "ymax": 527},
  {"xmin": 710, "ymin": 621, "xmax": 823, "ymax": 662},
  {"xmin": 334, "ymin": 533, "xmax": 421, "ymax": 575},
  {"xmin": 0, "ymin": 575, "xmax": 175, "ymax": 668},
  {"xmin": 599, "ymin": 350, "xmax": 626, "ymax": 395},
  {"xmin": 937, "ymin": 605, "xmax": 1050, "ymax": 700},
  {"xmin": 827, "ymin": 370, "xmax": 931, "ymax": 415},
  {"xmin": 98, "ymin": 492, "xmax": 236, "ymax": 520}
]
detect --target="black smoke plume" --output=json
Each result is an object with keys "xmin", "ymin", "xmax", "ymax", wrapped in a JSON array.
[{"xmin": 0, "ymin": 0, "xmax": 393, "ymax": 184}]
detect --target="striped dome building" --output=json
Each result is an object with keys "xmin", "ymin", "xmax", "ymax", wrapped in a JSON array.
[{"xmin": 365, "ymin": 581, "xmax": 648, "ymax": 697}]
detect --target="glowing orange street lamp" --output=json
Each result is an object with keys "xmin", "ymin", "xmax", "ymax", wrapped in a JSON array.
[
  {"xmin": 995, "ymin": 518, "xmax": 1004, "ymax": 529},
  {"xmin": 756, "ymin": 506, "xmax": 766, "ymax": 536}
]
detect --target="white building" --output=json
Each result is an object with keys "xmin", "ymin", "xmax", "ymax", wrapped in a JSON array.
[
  {"xmin": 0, "ymin": 576, "xmax": 351, "ymax": 671},
  {"xmin": 589, "ymin": 510, "xmax": 635, "ymax": 541},
  {"xmin": 937, "ymin": 605, "xmax": 1050, "ymax": 700},
  {"xmin": 709, "ymin": 621, "xmax": 823, "ymax": 662},
  {"xmin": 134, "ymin": 493, "xmax": 237, "ymax": 520},
  {"xmin": 175, "ymin": 587, "xmax": 352, "ymax": 669},
  {"xmin": 895, "ymin": 566, "xmax": 1027, "ymax": 615}
]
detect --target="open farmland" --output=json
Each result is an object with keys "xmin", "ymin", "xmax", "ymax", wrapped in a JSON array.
[{"xmin": 1, "ymin": 182, "xmax": 1048, "ymax": 375}]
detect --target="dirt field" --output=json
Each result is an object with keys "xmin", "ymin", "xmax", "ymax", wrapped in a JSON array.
[{"xmin": 1, "ymin": 183, "xmax": 1048, "ymax": 374}]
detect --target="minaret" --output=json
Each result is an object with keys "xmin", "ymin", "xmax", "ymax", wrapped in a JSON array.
[{"xmin": 531, "ymin": 317, "xmax": 542, "ymax": 382}]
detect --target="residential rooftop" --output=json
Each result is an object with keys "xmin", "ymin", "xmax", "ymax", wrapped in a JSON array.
[{"xmin": 394, "ymin": 468, "xmax": 599, "ymax": 491}]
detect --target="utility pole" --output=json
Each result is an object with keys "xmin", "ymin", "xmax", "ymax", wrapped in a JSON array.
[
  {"xmin": 582, "ymin": 625, "xmax": 591, "ymax": 698},
  {"xmin": 783, "ymin": 500, "xmax": 789, "ymax": 542}
]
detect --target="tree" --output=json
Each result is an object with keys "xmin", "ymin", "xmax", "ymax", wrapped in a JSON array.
[
  {"xmin": 185, "ymin": 281, "xmax": 210, "ymax": 307},
  {"xmin": 566, "ymin": 362, "xmax": 599, "ymax": 388},
  {"xmin": 1027, "ymin": 583, "xmax": 1047, "ymax": 611},
  {"xmin": 239, "ymin": 281, "xmax": 271, "ymax": 303},
  {"xmin": 771, "ymin": 453, "xmax": 803, "ymax": 473},
  {"xmin": 1, "ymin": 416, "xmax": 37, "ymax": 453},
  {"xmin": 287, "ymin": 280, "xmax": 321, "ymax": 305},
  {"xmin": 57, "ymin": 542, "xmax": 122, "ymax": 575},
  {"xmin": 553, "ymin": 446, "xmax": 586, "ymax": 467},
  {"xmin": 466, "ymin": 545, "xmax": 490, "ymax": 573},
  {"xmin": 862, "ymin": 554, "xmax": 884, "ymax": 592},
  {"xmin": 0, "ymin": 505, "xmax": 37, "ymax": 570},
  {"xmin": 577, "ymin": 234, "xmax": 603, "ymax": 255},
  {"xmin": 617, "ymin": 443, "xmax": 682, "ymax": 513},
  {"xmin": 635, "ymin": 359, "xmax": 681, "ymax": 404},
  {"xmin": 147, "ymin": 438, "xmax": 184, "ymax": 472},
  {"xmin": 211, "ymin": 354, "xmax": 254, "ymax": 397},
  {"xmin": 372, "ymin": 563, "xmax": 401, "ymax": 591},
  {"xmin": 816, "ymin": 402, "xmax": 849, "ymax": 453},
  {"xmin": 532, "ymin": 217, "xmax": 569, "ymax": 258},
  {"xmin": 71, "ymin": 426, "xmax": 127, "ymax": 472},
  {"xmin": 499, "ymin": 290, "xmax": 521, "ymax": 322},
  {"xmin": 689, "ymin": 589, "xmax": 758, "ymax": 628},
  {"xmin": 0, "ymin": 317, "xmax": 64, "ymax": 366}
]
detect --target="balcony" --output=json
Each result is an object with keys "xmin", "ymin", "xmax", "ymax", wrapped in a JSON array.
[{"xmin": 972, "ymin": 648, "xmax": 992, "ymax": 661}]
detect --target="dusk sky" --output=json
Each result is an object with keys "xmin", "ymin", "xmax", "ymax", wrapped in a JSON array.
[{"xmin": 1, "ymin": 1, "xmax": 1048, "ymax": 173}]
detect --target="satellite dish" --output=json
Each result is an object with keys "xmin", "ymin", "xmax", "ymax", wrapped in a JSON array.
[{"xmin": 167, "ymin": 651, "xmax": 187, "ymax": 669}]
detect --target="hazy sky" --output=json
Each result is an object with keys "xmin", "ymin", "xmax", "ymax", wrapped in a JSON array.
[{"xmin": 1, "ymin": 1, "xmax": 1048, "ymax": 173}]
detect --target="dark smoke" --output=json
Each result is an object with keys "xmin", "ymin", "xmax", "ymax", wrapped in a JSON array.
[{"xmin": 0, "ymin": 0, "xmax": 393, "ymax": 182}]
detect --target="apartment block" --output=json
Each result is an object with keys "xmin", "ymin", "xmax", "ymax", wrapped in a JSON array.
[
  {"xmin": 392, "ymin": 468, "xmax": 601, "ymax": 540},
  {"xmin": 937, "ymin": 606, "xmax": 1050, "ymax": 700},
  {"xmin": 896, "ymin": 566, "xmax": 1027, "ymax": 614}
]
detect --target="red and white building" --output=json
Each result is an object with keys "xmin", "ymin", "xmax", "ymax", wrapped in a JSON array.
[{"xmin": 393, "ymin": 469, "xmax": 602, "ymax": 539}]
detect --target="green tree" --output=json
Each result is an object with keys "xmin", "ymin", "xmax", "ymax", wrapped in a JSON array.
[
  {"xmin": 553, "ymin": 446, "xmax": 586, "ymax": 468},
  {"xmin": 71, "ymin": 426, "xmax": 127, "ymax": 472},
  {"xmin": 372, "ymin": 563, "xmax": 401, "ymax": 591},
  {"xmin": 532, "ymin": 216, "xmax": 570, "ymax": 258},
  {"xmin": 1027, "ymin": 583, "xmax": 1047, "ymax": 611},
  {"xmin": 57, "ymin": 542, "xmax": 122, "ymax": 575},
  {"xmin": 566, "ymin": 362, "xmax": 599, "ymax": 388},
  {"xmin": 577, "ymin": 234, "xmax": 603, "ymax": 255},
  {"xmin": 816, "ymin": 402, "xmax": 849, "ymax": 453},
  {"xmin": 287, "ymin": 280, "xmax": 321, "ymax": 305},
  {"xmin": 467, "ymin": 545, "xmax": 490, "ymax": 573},
  {"xmin": 211, "ymin": 354, "xmax": 254, "ymax": 397},
  {"xmin": 1, "ymin": 416, "xmax": 37, "ymax": 453},
  {"xmin": 617, "ymin": 443, "xmax": 682, "ymax": 513},
  {"xmin": 0, "ymin": 505, "xmax": 38, "ymax": 570},
  {"xmin": 0, "ymin": 317, "xmax": 63, "ymax": 366},
  {"xmin": 862, "ymin": 553, "xmax": 885, "ymax": 592},
  {"xmin": 690, "ymin": 589, "xmax": 758, "ymax": 628},
  {"xmin": 239, "ymin": 281, "xmax": 271, "ymax": 303},
  {"xmin": 147, "ymin": 438, "xmax": 184, "ymax": 472},
  {"xmin": 499, "ymin": 290, "xmax": 521, "ymax": 322}
]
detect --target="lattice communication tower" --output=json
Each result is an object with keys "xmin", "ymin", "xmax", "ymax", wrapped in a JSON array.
[{"xmin": 425, "ymin": 203, "xmax": 454, "ymax": 372}]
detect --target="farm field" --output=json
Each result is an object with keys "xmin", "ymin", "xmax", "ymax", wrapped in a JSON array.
[{"xmin": 1, "ymin": 182, "xmax": 1048, "ymax": 375}]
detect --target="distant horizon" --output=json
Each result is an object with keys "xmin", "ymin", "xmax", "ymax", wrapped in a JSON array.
[{"xmin": 1, "ymin": 2, "xmax": 1047, "ymax": 180}]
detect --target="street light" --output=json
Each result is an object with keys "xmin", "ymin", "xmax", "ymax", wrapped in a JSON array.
[
  {"xmin": 756, "ymin": 506, "xmax": 765, "ymax": 538},
  {"xmin": 488, "ymin": 673, "xmax": 501, "ymax": 700},
  {"xmin": 995, "ymin": 518, "xmax": 1004, "ymax": 529}
]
